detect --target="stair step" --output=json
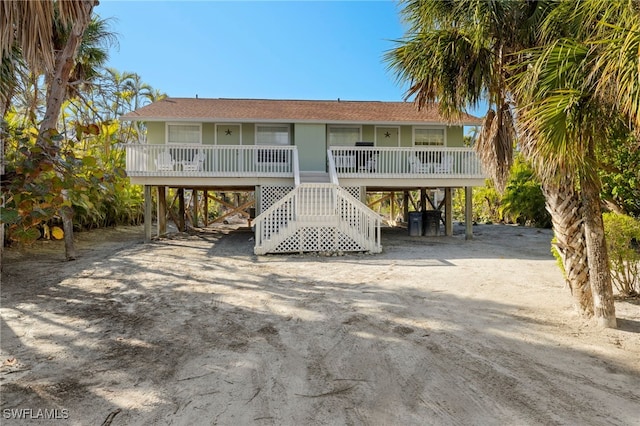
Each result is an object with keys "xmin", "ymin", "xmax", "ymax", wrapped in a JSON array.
[
  {"xmin": 254, "ymin": 183, "xmax": 382, "ymax": 254},
  {"xmin": 300, "ymin": 172, "xmax": 330, "ymax": 183}
]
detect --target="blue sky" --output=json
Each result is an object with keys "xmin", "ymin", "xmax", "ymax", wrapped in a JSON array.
[{"xmin": 96, "ymin": 1, "xmax": 486, "ymax": 118}]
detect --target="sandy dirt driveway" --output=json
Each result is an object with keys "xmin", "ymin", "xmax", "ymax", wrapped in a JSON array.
[{"xmin": 1, "ymin": 224, "xmax": 639, "ymax": 425}]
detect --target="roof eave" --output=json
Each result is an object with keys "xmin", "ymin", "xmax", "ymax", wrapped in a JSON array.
[{"xmin": 120, "ymin": 116, "xmax": 481, "ymax": 126}]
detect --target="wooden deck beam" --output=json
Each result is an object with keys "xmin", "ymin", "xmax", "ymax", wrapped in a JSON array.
[
  {"xmin": 157, "ymin": 186, "xmax": 167, "ymax": 237},
  {"xmin": 204, "ymin": 190, "xmax": 209, "ymax": 227},
  {"xmin": 444, "ymin": 187, "xmax": 453, "ymax": 236},
  {"xmin": 178, "ymin": 188, "xmax": 185, "ymax": 232},
  {"xmin": 144, "ymin": 185, "xmax": 152, "ymax": 242},
  {"xmin": 465, "ymin": 186, "xmax": 473, "ymax": 240},
  {"xmin": 192, "ymin": 189, "xmax": 198, "ymax": 227}
]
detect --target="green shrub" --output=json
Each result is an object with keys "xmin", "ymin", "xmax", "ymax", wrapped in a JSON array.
[
  {"xmin": 603, "ymin": 212, "xmax": 640, "ymax": 297},
  {"xmin": 599, "ymin": 135, "xmax": 640, "ymax": 217},
  {"xmin": 452, "ymin": 180, "xmax": 502, "ymax": 223},
  {"xmin": 500, "ymin": 158, "xmax": 551, "ymax": 228},
  {"xmin": 452, "ymin": 157, "xmax": 550, "ymax": 228}
]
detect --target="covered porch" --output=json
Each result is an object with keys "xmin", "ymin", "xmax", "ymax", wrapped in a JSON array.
[
  {"xmin": 124, "ymin": 144, "xmax": 482, "ymax": 247},
  {"xmin": 124, "ymin": 144, "xmax": 484, "ymax": 183}
]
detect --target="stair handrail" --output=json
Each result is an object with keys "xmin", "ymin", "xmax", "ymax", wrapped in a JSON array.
[
  {"xmin": 253, "ymin": 186, "xmax": 297, "ymax": 224},
  {"xmin": 327, "ymin": 149, "xmax": 340, "ymax": 185},
  {"xmin": 293, "ymin": 148, "xmax": 300, "ymax": 187},
  {"xmin": 335, "ymin": 186, "xmax": 382, "ymax": 251},
  {"xmin": 254, "ymin": 183, "xmax": 382, "ymax": 254}
]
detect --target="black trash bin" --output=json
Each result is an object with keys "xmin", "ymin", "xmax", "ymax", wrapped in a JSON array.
[
  {"xmin": 408, "ymin": 211, "xmax": 423, "ymax": 236},
  {"xmin": 423, "ymin": 210, "xmax": 441, "ymax": 236}
]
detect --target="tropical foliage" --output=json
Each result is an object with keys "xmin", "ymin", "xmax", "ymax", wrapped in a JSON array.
[
  {"xmin": 452, "ymin": 156, "xmax": 550, "ymax": 228},
  {"xmin": 603, "ymin": 213, "xmax": 640, "ymax": 297},
  {"xmin": 2, "ymin": 65, "xmax": 161, "ymax": 243},
  {"xmin": 598, "ymin": 135, "xmax": 640, "ymax": 218},
  {"xmin": 387, "ymin": 0, "xmax": 640, "ymax": 327},
  {"xmin": 1, "ymin": 3, "xmax": 164, "ymax": 248}
]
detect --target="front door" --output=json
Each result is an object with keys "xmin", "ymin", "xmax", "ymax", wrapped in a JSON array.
[
  {"xmin": 216, "ymin": 124, "xmax": 241, "ymax": 145},
  {"xmin": 376, "ymin": 126, "xmax": 399, "ymax": 147}
]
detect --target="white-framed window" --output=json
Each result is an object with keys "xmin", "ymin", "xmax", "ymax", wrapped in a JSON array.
[
  {"xmin": 256, "ymin": 124, "xmax": 290, "ymax": 145},
  {"xmin": 256, "ymin": 124, "xmax": 290, "ymax": 164},
  {"xmin": 166, "ymin": 123, "xmax": 202, "ymax": 144},
  {"xmin": 413, "ymin": 127, "xmax": 445, "ymax": 146},
  {"xmin": 328, "ymin": 125, "xmax": 361, "ymax": 146}
]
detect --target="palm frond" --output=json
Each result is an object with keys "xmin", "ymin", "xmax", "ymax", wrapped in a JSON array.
[
  {"xmin": 590, "ymin": 21, "xmax": 640, "ymax": 128},
  {"xmin": 385, "ymin": 27, "xmax": 493, "ymax": 121},
  {"xmin": 1, "ymin": 1, "xmax": 96, "ymax": 75}
]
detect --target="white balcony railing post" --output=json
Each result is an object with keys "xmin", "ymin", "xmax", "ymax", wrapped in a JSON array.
[
  {"xmin": 329, "ymin": 146, "xmax": 484, "ymax": 179},
  {"xmin": 124, "ymin": 144, "xmax": 297, "ymax": 178}
]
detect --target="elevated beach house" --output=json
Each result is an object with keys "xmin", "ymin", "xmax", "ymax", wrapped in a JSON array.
[{"xmin": 120, "ymin": 98, "xmax": 484, "ymax": 254}]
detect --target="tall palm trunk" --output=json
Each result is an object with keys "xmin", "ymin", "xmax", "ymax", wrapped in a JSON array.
[
  {"xmin": 580, "ymin": 146, "xmax": 617, "ymax": 328},
  {"xmin": 38, "ymin": 0, "xmax": 96, "ymax": 261},
  {"xmin": 542, "ymin": 177, "xmax": 592, "ymax": 315}
]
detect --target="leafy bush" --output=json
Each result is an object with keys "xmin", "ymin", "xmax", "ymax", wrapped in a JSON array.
[
  {"xmin": 1, "ymin": 124, "xmax": 70, "ymax": 244},
  {"xmin": 453, "ymin": 157, "xmax": 550, "ymax": 228},
  {"xmin": 1, "ymin": 118, "xmax": 144, "ymax": 245},
  {"xmin": 603, "ymin": 212, "xmax": 640, "ymax": 297},
  {"xmin": 500, "ymin": 158, "xmax": 551, "ymax": 228},
  {"xmin": 599, "ymin": 135, "xmax": 640, "ymax": 217},
  {"xmin": 452, "ymin": 180, "xmax": 502, "ymax": 223}
]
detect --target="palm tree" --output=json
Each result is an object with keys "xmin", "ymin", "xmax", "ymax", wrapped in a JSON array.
[
  {"xmin": 385, "ymin": 0, "xmax": 621, "ymax": 325},
  {"xmin": 513, "ymin": 1, "xmax": 640, "ymax": 327},
  {"xmin": 386, "ymin": 0, "xmax": 531, "ymax": 191},
  {"xmin": 2, "ymin": 0, "xmax": 98, "ymax": 261},
  {"xmin": 100, "ymin": 68, "xmax": 138, "ymax": 120},
  {"xmin": 514, "ymin": 39, "xmax": 621, "ymax": 327},
  {"xmin": 66, "ymin": 16, "xmax": 118, "ymax": 100}
]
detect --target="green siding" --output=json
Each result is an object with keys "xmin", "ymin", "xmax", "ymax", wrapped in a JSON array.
[
  {"xmin": 202, "ymin": 123, "xmax": 215, "ymax": 145},
  {"xmin": 143, "ymin": 121, "xmax": 465, "ymax": 153},
  {"xmin": 400, "ymin": 125, "xmax": 413, "ymax": 147},
  {"xmin": 147, "ymin": 122, "xmax": 165, "ymax": 144},
  {"xmin": 396, "ymin": 125, "xmax": 466, "ymax": 147},
  {"xmin": 242, "ymin": 123, "xmax": 255, "ymax": 145},
  {"xmin": 295, "ymin": 123, "xmax": 326, "ymax": 172},
  {"xmin": 446, "ymin": 126, "xmax": 464, "ymax": 147},
  {"xmin": 362, "ymin": 125, "xmax": 375, "ymax": 143}
]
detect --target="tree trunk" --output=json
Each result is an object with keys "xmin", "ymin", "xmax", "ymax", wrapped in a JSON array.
[
  {"xmin": 38, "ymin": 1, "xmax": 96, "ymax": 261},
  {"xmin": 542, "ymin": 178, "xmax": 593, "ymax": 315},
  {"xmin": 61, "ymin": 201, "xmax": 76, "ymax": 260},
  {"xmin": 1, "ymin": 69, "xmax": 14, "ymax": 271},
  {"xmin": 1, "ymin": 145, "xmax": 4, "ymax": 272},
  {"xmin": 580, "ymin": 171, "xmax": 617, "ymax": 328}
]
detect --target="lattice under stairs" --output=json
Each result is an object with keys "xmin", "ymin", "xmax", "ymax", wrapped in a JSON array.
[{"xmin": 253, "ymin": 183, "xmax": 382, "ymax": 255}]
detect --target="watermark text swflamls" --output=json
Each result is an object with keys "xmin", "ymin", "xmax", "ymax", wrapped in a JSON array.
[{"xmin": 2, "ymin": 408, "xmax": 69, "ymax": 420}]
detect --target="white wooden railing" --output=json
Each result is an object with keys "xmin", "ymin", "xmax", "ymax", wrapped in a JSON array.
[
  {"xmin": 327, "ymin": 149, "xmax": 340, "ymax": 185},
  {"xmin": 125, "ymin": 144, "xmax": 483, "ymax": 181},
  {"xmin": 293, "ymin": 148, "xmax": 301, "ymax": 187},
  {"xmin": 329, "ymin": 146, "xmax": 484, "ymax": 178},
  {"xmin": 253, "ymin": 183, "xmax": 381, "ymax": 255},
  {"xmin": 124, "ymin": 144, "xmax": 296, "ymax": 177}
]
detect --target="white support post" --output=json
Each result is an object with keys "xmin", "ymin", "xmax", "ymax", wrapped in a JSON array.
[{"xmin": 157, "ymin": 186, "xmax": 166, "ymax": 237}]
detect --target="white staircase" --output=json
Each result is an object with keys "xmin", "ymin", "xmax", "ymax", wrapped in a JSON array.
[
  {"xmin": 299, "ymin": 171, "xmax": 331, "ymax": 183},
  {"xmin": 253, "ymin": 183, "xmax": 381, "ymax": 255}
]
